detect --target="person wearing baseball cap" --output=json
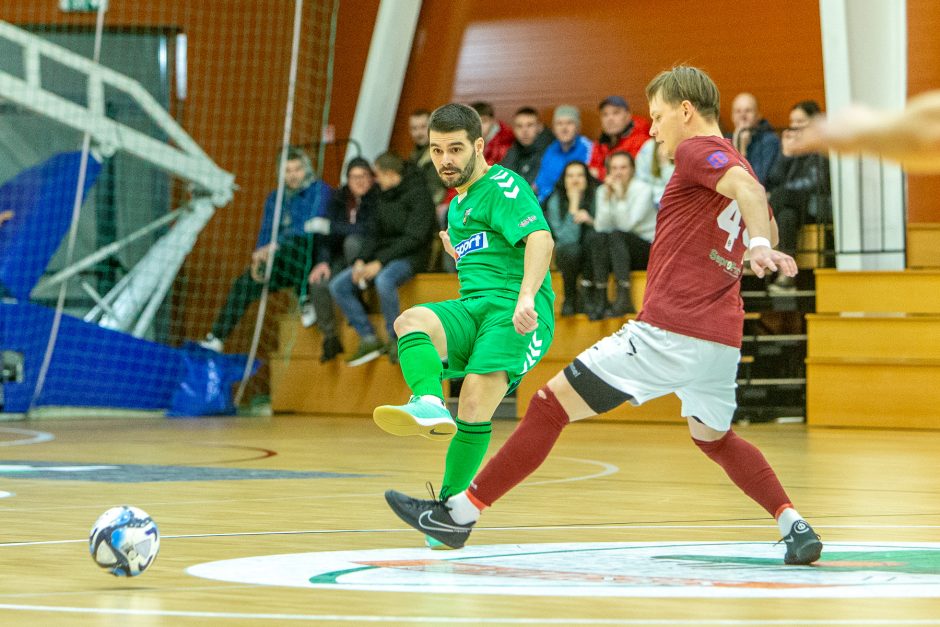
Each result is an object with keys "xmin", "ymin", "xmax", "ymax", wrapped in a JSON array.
[{"xmin": 588, "ymin": 95, "xmax": 651, "ymax": 181}]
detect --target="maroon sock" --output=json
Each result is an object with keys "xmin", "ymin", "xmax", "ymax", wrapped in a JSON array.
[
  {"xmin": 693, "ymin": 430, "xmax": 792, "ymax": 516},
  {"xmin": 468, "ymin": 386, "xmax": 570, "ymax": 507}
]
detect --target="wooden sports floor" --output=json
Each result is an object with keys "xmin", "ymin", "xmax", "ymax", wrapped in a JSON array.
[{"xmin": 1, "ymin": 414, "xmax": 938, "ymax": 626}]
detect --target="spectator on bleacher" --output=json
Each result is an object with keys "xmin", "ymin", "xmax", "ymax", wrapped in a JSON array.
[
  {"xmin": 499, "ymin": 106, "xmax": 554, "ymax": 187},
  {"xmin": 200, "ymin": 148, "xmax": 336, "ymax": 355},
  {"xmin": 634, "ymin": 137, "xmax": 675, "ymax": 207},
  {"xmin": 543, "ymin": 160, "xmax": 599, "ymax": 317},
  {"xmin": 788, "ymin": 89, "xmax": 940, "ymax": 171},
  {"xmin": 591, "ymin": 151, "xmax": 656, "ymax": 318},
  {"xmin": 534, "ymin": 105, "xmax": 593, "ymax": 203},
  {"xmin": 471, "ymin": 101, "xmax": 515, "ymax": 165},
  {"xmin": 728, "ymin": 92, "xmax": 780, "ymax": 185},
  {"xmin": 407, "ymin": 108, "xmax": 447, "ymax": 205},
  {"xmin": 765, "ymin": 100, "xmax": 831, "ymax": 293},
  {"xmin": 588, "ymin": 95, "xmax": 652, "ymax": 181},
  {"xmin": 329, "ymin": 152, "xmax": 436, "ymax": 367},
  {"xmin": 310, "ymin": 157, "xmax": 379, "ymax": 362}
]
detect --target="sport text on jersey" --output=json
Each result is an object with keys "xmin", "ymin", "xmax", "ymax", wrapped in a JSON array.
[
  {"xmin": 709, "ymin": 248, "xmax": 742, "ymax": 277},
  {"xmin": 454, "ymin": 232, "xmax": 489, "ymax": 259}
]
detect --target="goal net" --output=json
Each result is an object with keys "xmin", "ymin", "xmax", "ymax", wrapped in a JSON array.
[{"xmin": 0, "ymin": 0, "xmax": 338, "ymax": 416}]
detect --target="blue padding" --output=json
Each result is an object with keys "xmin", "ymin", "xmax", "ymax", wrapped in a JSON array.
[
  {"xmin": 167, "ymin": 342, "xmax": 260, "ymax": 417},
  {"xmin": 0, "ymin": 152, "xmax": 102, "ymax": 299},
  {"xmin": 0, "ymin": 303, "xmax": 257, "ymax": 414},
  {"xmin": 0, "ymin": 302, "xmax": 180, "ymax": 412}
]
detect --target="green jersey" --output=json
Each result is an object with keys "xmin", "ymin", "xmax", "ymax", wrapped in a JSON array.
[{"xmin": 448, "ymin": 164, "xmax": 554, "ymax": 307}]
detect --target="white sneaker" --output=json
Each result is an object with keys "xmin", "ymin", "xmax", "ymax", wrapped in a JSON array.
[
  {"xmin": 199, "ymin": 333, "xmax": 223, "ymax": 352},
  {"xmin": 372, "ymin": 395, "xmax": 457, "ymax": 441},
  {"xmin": 300, "ymin": 300, "xmax": 317, "ymax": 328}
]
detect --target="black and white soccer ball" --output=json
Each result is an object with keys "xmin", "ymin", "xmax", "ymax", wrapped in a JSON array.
[{"xmin": 89, "ymin": 505, "xmax": 159, "ymax": 577}]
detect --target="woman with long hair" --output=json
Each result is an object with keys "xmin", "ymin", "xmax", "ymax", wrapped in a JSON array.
[{"xmin": 542, "ymin": 160, "xmax": 600, "ymax": 316}]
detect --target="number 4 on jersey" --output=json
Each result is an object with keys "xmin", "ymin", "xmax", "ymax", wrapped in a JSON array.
[{"xmin": 717, "ymin": 201, "xmax": 750, "ymax": 251}]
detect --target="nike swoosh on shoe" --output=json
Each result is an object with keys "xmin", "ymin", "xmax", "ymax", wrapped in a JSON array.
[{"xmin": 418, "ymin": 511, "xmax": 469, "ymax": 534}]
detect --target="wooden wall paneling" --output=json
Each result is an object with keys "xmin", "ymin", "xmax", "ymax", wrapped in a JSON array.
[{"xmin": 392, "ymin": 0, "xmax": 825, "ymax": 156}]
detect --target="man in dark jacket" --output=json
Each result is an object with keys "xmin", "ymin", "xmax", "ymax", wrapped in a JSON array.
[
  {"xmin": 329, "ymin": 152, "xmax": 435, "ymax": 366},
  {"xmin": 407, "ymin": 109, "xmax": 447, "ymax": 205},
  {"xmin": 728, "ymin": 92, "xmax": 781, "ymax": 185},
  {"xmin": 499, "ymin": 107, "xmax": 554, "ymax": 187}
]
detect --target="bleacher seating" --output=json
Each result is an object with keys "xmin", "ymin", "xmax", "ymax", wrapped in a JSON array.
[
  {"xmin": 271, "ymin": 271, "xmax": 680, "ymax": 420},
  {"xmin": 806, "ymin": 269, "xmax": 940, "ymax": 429}
]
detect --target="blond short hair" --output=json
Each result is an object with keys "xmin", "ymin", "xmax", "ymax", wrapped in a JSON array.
[{"xmin": 645, "ymin": 65, "xmax": 720, "ymax": 121}]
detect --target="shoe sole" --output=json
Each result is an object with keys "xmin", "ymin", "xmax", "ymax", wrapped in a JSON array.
[
  {"xmin": 346, "ymin": 349, "xmax": 383, "ymax": 367},
  {"xmin": 785, "ymin": 540, "xmax": 823, "ymax": 565},
  {"xmin": 372, "ymin": 406, "xmax": 456, "ymax": 441},
  {"xmin": 426, "ymin": 535, "xmax": 458, "ymax": 550}
]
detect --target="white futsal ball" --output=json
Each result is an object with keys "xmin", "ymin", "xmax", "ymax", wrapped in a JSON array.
[{"xmin": 89, "ymin": 505, "xmax": 160, "ymax": 577}]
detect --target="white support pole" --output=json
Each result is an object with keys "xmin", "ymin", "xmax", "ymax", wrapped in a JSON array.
[
  {"xmin": 99, "ymin": 198, "xmax": 215, "ymax": 335},
  {"xmin": 819, "ymin": 0, "xmax": 907, "ymax": 270},
  {"xmin": 342, "ymin": 0, "xmax": 422, "ymax": 174},
  {"xmin": 33, "ymin": 207, "xmax": 182, "ymax": 293}
]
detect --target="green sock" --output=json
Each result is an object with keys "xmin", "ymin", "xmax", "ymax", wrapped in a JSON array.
[
  {"xmin": 440, "ymin": 418, "xmax": 492, "ymax": 501},
  {"xmin": 398, "ymin": 331, "xmax": 444, "ymax": 400}
]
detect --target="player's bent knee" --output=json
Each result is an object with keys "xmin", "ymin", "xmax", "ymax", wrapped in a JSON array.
[
  {"xmin": 393, "ymin": 307, "xmax": 429, "ymax": 337},
  {"xmin": 524, "ymin": 384, "xmax": 571, "ymax": 429},
  {"xmin": 392, "ymin": 313, "xmax": 409, "ymax": 337}
]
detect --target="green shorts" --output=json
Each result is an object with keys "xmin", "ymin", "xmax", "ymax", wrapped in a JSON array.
[{"xmin": 419, "ymin": 295, "xmax": 554, "ymax": 395}]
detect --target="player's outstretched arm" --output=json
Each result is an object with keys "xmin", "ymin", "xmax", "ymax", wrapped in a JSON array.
[
  {"xmin": 513, "ymin": 229, "xmax": 554, "ymax": 334},
  {"xmin": 715, "ymin": 166, "xmax": 797, "ymax": 280},
  {"xmin": 790, "ymin": 90, "xmax": 940, "ymax": 173}
]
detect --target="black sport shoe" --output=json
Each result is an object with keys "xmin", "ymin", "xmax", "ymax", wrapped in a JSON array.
[
  {"xmin": 320, "ymin": 336, "xmax": 344, "ymax": 363},
  {"xmin": 345, "ymin": 336, "xmax": 385, "ymax": 367},
  {"xmin": 385, "ymin": 489, "xmax": 474, "ymax": 549},
  {"xmin": 782, "ymin": 519, "xmax": 823, "ymax": 565}
]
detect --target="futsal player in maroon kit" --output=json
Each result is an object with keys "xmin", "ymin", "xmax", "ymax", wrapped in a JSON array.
[{"xmin": 386, "ymin": 65, "xmax": 823, "ymax": 566}]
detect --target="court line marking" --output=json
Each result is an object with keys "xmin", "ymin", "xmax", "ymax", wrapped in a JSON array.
[
  {"xmin": 0, "ymin": 492, "xmax": 385, "ymax": 513},
  {"xmin": 0, "ymin": 491, "xmax": 13, "ymax": 499},
  {"xmin": 3, "ymin": 523, "xmax": 940, "ymax": 548},
  {"xmin": 524, "ymin": 457, "xmax": 619, "ymax": 486},
  {"xmin": 0, "ymin": 583, "xmax": 263, "ymax": 600},
  {"xmin": 0, "ymin": 605, "xmax": 935, "ymax": 625},
  {"xmin": 0, "ymin": 428, "xmax": 54, "ymax": 447}
]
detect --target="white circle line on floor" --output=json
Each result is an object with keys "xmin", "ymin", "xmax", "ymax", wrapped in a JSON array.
[
  {"xmin": 2, "ymin": 523, "xmax": 940, "ymax": 548},
  {"xmin": 0, "ymin": 605, "xmax": 935, "ymax": 625},
  {"xmin": 0, "ymin": 428, "xmax": 54, "ymax": 447}
]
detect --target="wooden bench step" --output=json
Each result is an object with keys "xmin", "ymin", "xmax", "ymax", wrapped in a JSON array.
[
  {"xmin": 807, "ymin": 358, "xmax": 940, "ymax": 429},
  {"xmin": 815, "ymin": 269, "xmax": 940, "ymax": 314},
  {"xmin": 807, "ymin": 314, "xmax": 940, "ymax": 360}
]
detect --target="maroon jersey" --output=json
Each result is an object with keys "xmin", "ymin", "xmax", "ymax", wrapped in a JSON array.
[{"xmin": 637, "ymin": 136, "xmax": 760, "ymax": 348}]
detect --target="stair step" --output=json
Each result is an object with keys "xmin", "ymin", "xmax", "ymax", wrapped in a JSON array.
[{"xmin": 736, "ymin": 377, "xmax": 806, "ymax": 386}]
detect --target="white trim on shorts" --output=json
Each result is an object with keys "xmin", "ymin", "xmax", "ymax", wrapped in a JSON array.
[{"xmin": 575, "ymin": 320, "xmax": 740, "ymax": 431}]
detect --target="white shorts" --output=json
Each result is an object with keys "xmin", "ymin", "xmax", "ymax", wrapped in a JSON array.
[{"xmin": 567, "ymin": 320, "xmax": 740, "ymax": 431}]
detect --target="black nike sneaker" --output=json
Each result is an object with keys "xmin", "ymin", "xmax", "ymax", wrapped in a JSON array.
[
  {"xmin": 782, "ymin": 519, "xmax": 823, "ymax": 565},
  {"xmin": 385, "ymin": 489, "xmax": 474, "ymax": 549}
]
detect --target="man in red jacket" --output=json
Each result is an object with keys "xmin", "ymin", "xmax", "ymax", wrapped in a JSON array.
[
  {"xmin": 471, "ymin": 101, "xmax": 515, "ymax": 165},
  {"xmin": 588, "ymin": 95, "xmax": 651, "ymax": 181}
]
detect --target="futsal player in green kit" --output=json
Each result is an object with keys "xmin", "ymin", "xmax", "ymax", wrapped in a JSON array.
[{"xmin": 373, "ymin": 103, "xmax": 555, "ymax": 546}]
